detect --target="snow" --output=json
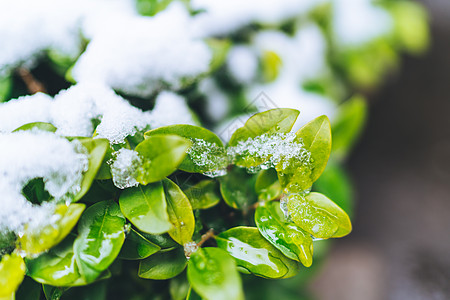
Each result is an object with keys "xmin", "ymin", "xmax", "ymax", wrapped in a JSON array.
[
  {"xmin": 332, "ymin": 0, "xmax": 393, "ymax": 48},
  {"xmin": 0, "ymin": 130, "xmax": 88, "ymax": 234},
  {"xmin": 227, "ymin": 46, "xmax": 258, "ymax": 84},
  {"xmin": 227, "ymin": 133, "xmax": 312, "ymax": 173},
  {"xmin": 198, "ymin": 79, "xmax": 230, "ymax": 122},
  {"xmin": 186, "ymin": 138, "xmax": 228, "ymax": 177},
  {"xmin": 109, "ymin": 148, "xmax": 141, "ymax": 189},
  {"xmin": 149, "ymin": 91, "xmax": 196, "ymax": 128},
  {"xmin": 73, "ymin": 3, "xmax": 212, "ymax": 97},
  {"xmin": 0, "ymin": 93, "xmax": 53, "ymax": 133},
  {"xmin": 253, "ymin": 26, "xmax": 328, "ymax": 83},
  {"xmin": 191, "ymin": 0, "xmax": 325, "ymax": 36}
]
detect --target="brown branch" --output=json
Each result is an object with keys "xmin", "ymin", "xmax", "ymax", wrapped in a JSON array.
[
  {"xmin": 17, "ymin": 68, "xmax": 47, "ymax": 94},
  {"xmin": 197, "ymin": 228, "xmax": 215, "ymax": 248}
]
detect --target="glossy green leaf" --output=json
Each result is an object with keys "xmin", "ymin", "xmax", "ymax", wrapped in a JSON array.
[
  {"xmin": 185, "ymin": 180, "xmax": 220, "ymax": 210},
  {"xmin": 163, "ymin": 179, "xmax": 195, "ymax": 245},
  {"xmin": 228, "ymin": 109, "xmax": 300, "ymax": 146},
  {"xmin": 119, "ymin": 182, "xmax": 172, "ymax": 234},
  {"xmin": 95, "ymin": 145, "xmax": 113, "ymax": 180},
  {"xmin": 139, "ymin": 232, "xmax": 178, "ymax": 250},
  {"xmin": 145, "ymin": 125, "xmax": 225, "ymax": 173},
  {"xmin": 187, "ymin": 247, "xmax": 244, "ymax": 300},
  {"xmin": 296, "ymin": 115, "xmax": 331, "ymax": 183},
  {"xmin": 118, "ymin": 228, "xmax": 160, "ymax": 260},
  {"xmin": 135, "ymin": 135, "xmax": 192, "ymax": 184},
  {"xmin": 74, "ymin": 138, "xmax": 110, "ymax": 201},
  {"xmin": 43, "ymin": 285, "xmax": 69, "ymax": 300},
  {"xmin": 279, "ymin": 115, "xmax": 331, "ymax": 193},
  {"xmin": 216, "ymin": 227, "xmax": 300, "ymax": 279},
  {"xmin": 74, "ymin": 201, "xmax": 125, "ymax": 282},
  {"xmin": 255, "ymin": 169, "xmax": 282, "ymax": 201},
  {"xmin": 19, "ymin": 204, "xmax": 85, "ymax": 256},
  {"xmin": 0, "ymin": 252, "xmax": 25, "ymax": 297},
  {"xmin": 26, "ymin": 235, "xmax": 84, "ymax": 286},
  {"xmin": 138, "ymin": 247, "xmax": 187, "ymax": 280},
  {"xmin": 219, "ymin": 166, "xmax": 257, "ymax": 210},
  {"xmin": 287, "ymin": 192, "xmax": 352, "ymax": 239},
  {"xmin": 332, "ymin": 95, "xmax": 367, "ymax": 160},
  {"xmin": 255, "ymin": 202, "xmax": 313, "ymax": 267},
  {"xmin": 13, "ymin": 122, "xmax": 57, "ymax": 133}
]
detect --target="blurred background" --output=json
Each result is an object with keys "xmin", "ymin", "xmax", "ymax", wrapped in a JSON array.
[{"xmin": 310, "ymin": 1, "xmax": 450, "ymax": 299}]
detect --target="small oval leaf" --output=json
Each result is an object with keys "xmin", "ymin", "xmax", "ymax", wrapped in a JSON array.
[
  {"xmin": 74, "ymin": 201, "xmax": 125, "ymax": 282},
  {"xmin": 13, "ymin": 122, "xmax": 57, "ymax": 133},
  {"xmin": 185, "ymin": 180, "xmax": 221, "ymax": 210},
  {"xmin": 162, "ymin": 179, "xmax": 195, "ymax": 245},
  {"xmin": 255, "ymin": 168, "xmax": 282, "ymax": 201},
  {"xmin": 135, "ymin": 135, "xmax": 192, "ymax": 184},
  {"xmin": 19, "ymin": 203, "xmax": 85, "ymax": 256},
  {"xmin": 216, "ymin": 227, "xmax": 300, "ymax": 279},
  {"xmin": 187, "ymin": 247, "xmax": 244, "ymax": 300},
  {"xmin": 145, "ymin": 125, "xmax": 225, "ymax": 173},
  {"xmin": 228, "ymin": 108, "xmax": 299, "ymax": 146},
  {"xmin": 255, "ymin": 202, "xmax": 313, "ymax": 267},
  {"xmin": 138, "ymin": 247, "xmax": 187, "ymax": 280},
  {"xmin": 287, "ymin": 192, "xmax": 352, "ymax": 239},
  {"xmin": 118, "ymin": 228, "xmax": 160, "ymax": 260},
  {"xmin": 119, "ymin": 182, "xmax": 172, "ymax": 234},
  {"xmin": 0, "ymin": 252, "xmax": 25, "ymax": 297}
]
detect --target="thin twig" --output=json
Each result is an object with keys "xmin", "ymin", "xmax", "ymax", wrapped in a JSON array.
[
  {"xmin": 17, "ymin": 68, "xmax": 47, "ymax": 94},
  {"xmin": 197, "ymin": 228, "xmax": 215, "ymax": 248}
]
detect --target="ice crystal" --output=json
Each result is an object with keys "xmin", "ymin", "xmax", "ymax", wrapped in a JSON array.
[{"xmin": 109, "ymin": 149, "xmax": 141, "ymax": 189}]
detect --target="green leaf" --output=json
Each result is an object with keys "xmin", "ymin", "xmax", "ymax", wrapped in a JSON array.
[
  {"xmin": 136, "ymin": 0, "xmax": 173, "ymax": 16},
  {"xmin": 287, "ymin": 192, "xmax": 352, "ymax": 239},
  {"xmin": 261, "ymin": 50, "xmax": 283, "ymax": 82},
  {"xmin": 184, "ymin": 180, "xmax": 220, "ymax": 210},
  {"xmin": 169, "ymin": 273, "xmax": 190, "ymax": 300},
  {"xmin": 74, "ymin": 138, "xmax": 110, "ymax": 201},
  {"xmin": 163, "ymin": 179, "xmax": 195, "ymax": 245},
  {"xmin": 219, "ymin": 166, "xmax": 257, "ymax": 210},
  {"xmin": 43, "ymin": 285, "xmax": 69, "ymax": 300},
  {"xmin": 279, "ymin": 115, "xmax": 331, "ymax": 193},
  {"xmin": 119, "ymin": 182, "xmax": 172, "ymax": 234},
  {"xmin": 95, "ymin": 145, "xmax": 113, "ymax": 180},
  {"xmin": 19, "ymin": 204, "xmax": 85, "ymax": 256},
  {"xmin": 118, "ymin": 228, "xmax": 160, "ymax": 260},
  {"xmin": 13, "ymin": 122, "xmax": 57, "ymax": 133},
  {"xmin": 313, "ymin": 162, "xmax": 354, "ymax": 219},
  {"xmin": 255, "ymin": 169, "xmax": 282, "ymax": 201},
  {"xmin": 135, "ymin": 135, "xmax": 192, "ymax": 184},
  {"xmin": 332, "ymin": 95, "xmax": 367, "ymax": 160},
  {"xmin": 139, "ymin": 232, "xmax": 178, "ymax": 250},
  {"xmin": 26, "ymin": 236, "xmax": 84, "ymax": 286},
  {"xmin": 187, "ymin": 247, "xmax": 244, "ymax": 300},
  {"xmin": 228, "ymin": 109, "xmax": 300, "ymax": 146},
  {"xmin": 255, "ymin": 202, "xmax": 313, "ymax": 267},
  {"xmin": 0, "ymin": 253, "xmax": 25, "ymax": 297},
  {"xmin": 207, "ymin": 39, "xmax": 232, "ymax": 72},
  {"xmin": 216, "ymin": 227, "xmax": 300, "ymax": 279},
  {"xmin": 145, "ymin": 125, "xmax": 225, "ymax": 173},
  {"xmin": 296, "ymin": 115, "xmax": 331, "ymax": 183},
  {"xmin": 138, "ymin": 247, "xmax": 187, "ymax": 280},
  {"xmin": 74, "ymin": 201, "xmax": 126, "ymax": 282},
  {"xmin": 0, "ymin": 76, "xmax": 12, "ymax": 102}
]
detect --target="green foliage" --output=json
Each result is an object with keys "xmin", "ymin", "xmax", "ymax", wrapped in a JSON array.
[{"xmin": 3, "ymin": 109, "xmax": 353, "ymax": 299}]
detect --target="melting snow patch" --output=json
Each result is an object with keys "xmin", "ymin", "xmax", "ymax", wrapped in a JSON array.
[{"xmin": 0, "ymin": 131, "xmax": 89, "ymax": 234}]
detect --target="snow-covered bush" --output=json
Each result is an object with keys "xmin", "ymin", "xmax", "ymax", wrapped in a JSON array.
[{"xmin": 0, "ymin": 0, "xmax": 428, "ymax": 299}]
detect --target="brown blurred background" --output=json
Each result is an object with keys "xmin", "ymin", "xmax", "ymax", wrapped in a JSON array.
[{"xmin": 310, "ymin": 1, "xmax": 450, "ymax": 299}]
